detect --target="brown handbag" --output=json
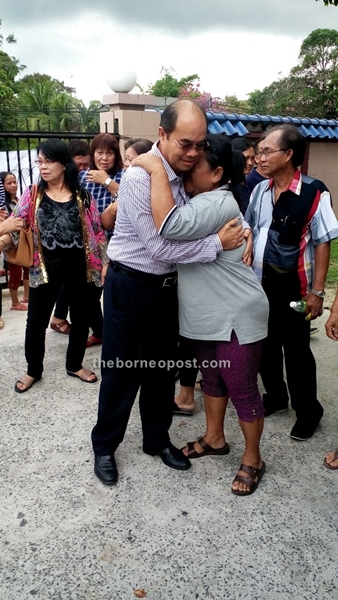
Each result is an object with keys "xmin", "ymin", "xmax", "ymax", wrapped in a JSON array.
[{"xmin": 6, "ymin": 184, "xmax": 38, "ymax": 268}]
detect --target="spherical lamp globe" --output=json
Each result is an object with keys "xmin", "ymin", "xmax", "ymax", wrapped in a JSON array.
[{"xmin": 107, "ymin": 71, "xmax": 137, "ymax": 93}]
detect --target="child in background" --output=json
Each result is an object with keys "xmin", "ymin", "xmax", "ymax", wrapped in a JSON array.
[{"xmin": 0, "ymin": 172, "xmax": 29, "ymax": 310}]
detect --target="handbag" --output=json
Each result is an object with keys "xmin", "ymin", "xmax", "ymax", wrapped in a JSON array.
[{"xmin": 6, "ymin": 184, "xmax": 38, "ymax": 268}]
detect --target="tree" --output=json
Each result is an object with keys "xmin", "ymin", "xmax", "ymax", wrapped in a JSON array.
[
  {"xmin": 18, "ymin": 73, "xmax": 75, "ymax": 95},
  {"xmin": 0, "ymin": 19, "xmax": 25, "ymax": 112},
  {"xmin": 318, "ymin": 1, "xmax": 338, "ymax": 5},
  {"xmin": 147, "ymin": 67, "xmax": 199, "ymax": 97},
  {"xmin": 247, "ymin": 29, "xmax": 338, "ymax": 119}
]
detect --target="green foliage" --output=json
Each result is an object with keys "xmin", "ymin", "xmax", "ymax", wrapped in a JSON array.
[
  {"xmin": 327, "ymin": 239, "xmax": 338, "ymax": 287},
  {"xmin": 320, "ymin": 1, "xmax": 338, "ymax": 6},
  {"xmin": 247, "ymin": 28, "xmax": 338, "ymax": 118},
  {"xmin": 147, "ymin": 67, "xmax": 199, "ymax": 97},
  {"xmin": 18, "ymin": 73, "xmax": 76, "ymax": 96},
  {"xmin": 223, "ymin": 95, "xmax": 249, "ymax": 114}
]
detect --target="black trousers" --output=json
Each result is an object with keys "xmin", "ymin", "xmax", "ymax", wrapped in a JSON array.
[
  {"xmin": 91, "ymin": 263, "xmax": 179, "ymax": 456},
  {"xmin": 260, "ymin": 266, "xmax": 321, "ymax": 421},
  {"xmin": 25, "ymin": 265, "xmax": 95, "ymax": 379},
  {"xmin": 177, "ymin": 336, "xmax": 199, "ymax": 387},
  {"xmin": 54, "ymin": 281, "xmax": 103, "ymax": 338}
]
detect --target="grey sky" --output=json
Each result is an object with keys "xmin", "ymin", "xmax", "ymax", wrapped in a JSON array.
[
  {"xmin": 1, "ymin": 0, "xmax": 337, "ymax": 37},
  {"xmin": 1, "ymin": 1, "xmax": 337, "ymax": 105}
]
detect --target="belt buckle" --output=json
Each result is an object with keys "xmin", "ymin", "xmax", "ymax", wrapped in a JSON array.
[{"xmin": 163, "ymin": 276, "xmax": 176, "ymax": 287}]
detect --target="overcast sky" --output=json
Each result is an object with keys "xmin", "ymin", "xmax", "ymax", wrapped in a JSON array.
[{"xmin": 1, "ymin": 0, "xmax": 338, "ymax": 106}]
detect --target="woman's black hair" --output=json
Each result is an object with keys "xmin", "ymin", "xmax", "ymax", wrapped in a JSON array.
[
  {"xmin": 37, "ymin": 139, "xmax": 79, "ymax": 196},
  {"xmin": 0, "ymin": 171, "xmax": 16, "ymax": 211},
  {"xmin": 131, "ymin": 139, "xmax": 153, "ymax": 155},
  {"xmin": 231, "ymin": 137, "xmax": 254, "ymax": 153},
  {"xmin": 204, "ymin": 134, "xmax": 246, "ymax": 208},
  {"xmin": 205, "ymin": 134, "xmax": 245, "ymax": 185}
]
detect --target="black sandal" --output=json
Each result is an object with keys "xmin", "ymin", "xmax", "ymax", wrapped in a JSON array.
[
  {"xmin": 183, "ymin": 437, "xmax": 230, "ymax": 458},
  {"xmin": 231, "ymin": 462, "xmax": 266, "ymax": 496}
]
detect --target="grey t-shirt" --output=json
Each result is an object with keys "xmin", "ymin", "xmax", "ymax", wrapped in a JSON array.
[{"xmin": 161, "ymin": 186, "xmax": 269, "ymax": 344}]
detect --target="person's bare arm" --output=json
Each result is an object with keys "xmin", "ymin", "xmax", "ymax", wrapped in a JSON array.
[
  {"xmin": 304, "ymin": 242, "xmax": 330, "ymax": 319},
  {"xmin": 87, "ymin": 170, "xmax": 119, "ymax": 195},
  {"xmin": 101, "ymin": 201, "xmax": 118, "ymax": 231},
  {"xmin": 325, "ymin": 285, "xmax": 338, "ymax": 340}
]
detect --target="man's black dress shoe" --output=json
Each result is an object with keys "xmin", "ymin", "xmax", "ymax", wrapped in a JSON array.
[
  {"xmin": 262, "ymin": 393, "xmax": 288, "ymax": 417},
  {"xmin": 94, "ymin": 455, "xmax": 118, "ymax": 485},
  {"xmin": 290, "ymin": 404, "xmax": 324, "ymax": 441},
  {"xmin": 146, "ymin": 443, "xmax": 191, "ymax": 471}
]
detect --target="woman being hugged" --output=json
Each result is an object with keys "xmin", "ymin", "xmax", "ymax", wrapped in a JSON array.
[
  {"xmin": 134, "ymin": 133, "xmax": 269, "ymax": 496},
  {"xmin": 1, "ymin": 139, "xmax": 108, "ymax": 392}
]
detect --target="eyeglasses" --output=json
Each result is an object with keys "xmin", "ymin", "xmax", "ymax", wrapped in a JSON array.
[
  {"xmin": 35, "ymin": 159, "xmax": 56, "ymax": 166},
  {"xmin": 173, "ymin": 138, "xmax": 208, "ymax": 152},
  {"xmin": 257, "ymin": 148, "xmax": 288, "ymax": 158}
]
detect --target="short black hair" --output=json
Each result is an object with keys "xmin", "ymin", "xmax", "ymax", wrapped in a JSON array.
[
  {"xmin": 132, "ymin": 139, "xmax": 153, "ymax": 155},
  {"xmin": 231, "ymin": 138, "xmax": 254, "ymax": 153},
  {"xmin": 265, "ymin": 124, "xmax": 306, "ymax": 168},
  {"xmin": 205, "ymin": 134, "xmax": 245, "ymax": 187},
  {"xmin": 68, "ymin": 139, "xmax": 90, "ymax": 157},
  {"xmin": 124, "ymin": 137, "xmax": 143, "ymax": 150},
  {"xmin": 160, "ymin": 99, "xmax": 207, "ymax": 134}
]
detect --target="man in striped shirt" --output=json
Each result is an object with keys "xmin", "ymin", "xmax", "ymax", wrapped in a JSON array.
[
  {"xmin": 92, "ymin": 99, "xmax": 245, "ymax": 485},
  {"xmin": 246, "ymin": 124, "xmax": 338, "ymax": 441}
]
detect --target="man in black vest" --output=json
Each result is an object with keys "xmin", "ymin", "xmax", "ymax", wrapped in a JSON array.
[{"xmin": 246, "ymin": 124, "xmax": 338, "ymax": 440}]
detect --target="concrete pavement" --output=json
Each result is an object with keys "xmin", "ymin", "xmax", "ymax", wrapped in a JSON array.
[{"xmin": 0, "ymin": 288, "xmax": 337, "ymax": 600}]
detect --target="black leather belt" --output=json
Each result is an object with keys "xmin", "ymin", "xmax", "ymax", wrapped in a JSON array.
[{"xmin": 110, "ymin": 261, "xmax": 177, "ymax": 287}]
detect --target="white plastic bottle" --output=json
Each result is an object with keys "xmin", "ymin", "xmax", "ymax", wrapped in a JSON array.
[{"xmin": 289, "ymin": 301, "xmax": 311, "ymax": 320}]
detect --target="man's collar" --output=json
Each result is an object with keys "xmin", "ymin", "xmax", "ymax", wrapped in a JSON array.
[
  {"xmin": 151, "ymin": 140, "xmax": 181, "ymax": 182},
  {"xmin": 266, "ymin": 169, "xmax": 302, "ymax": 196}
]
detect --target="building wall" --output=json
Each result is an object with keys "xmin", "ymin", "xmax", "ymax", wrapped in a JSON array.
[{"xmin": 308, "ymin": 142, "xmax": 338, "ymax": 216}]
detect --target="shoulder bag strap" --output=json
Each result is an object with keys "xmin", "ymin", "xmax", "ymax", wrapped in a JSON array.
[{"xmin": 28, "ymin": 184, "xmax": 38, "ymax": 228}]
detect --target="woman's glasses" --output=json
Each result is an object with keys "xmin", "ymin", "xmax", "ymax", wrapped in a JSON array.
[{"xmin": 35, "ymin": 159, "xmax": 56, "ymax": 166}]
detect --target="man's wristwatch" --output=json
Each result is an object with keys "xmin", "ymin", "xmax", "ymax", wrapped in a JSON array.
[
  {"xmin": 311, "ymin": 288, "xmax": 326, "ymax": 298},
  {"xmin": 104, "ymin": 177, "xmax": 112, "ymax": 189}
]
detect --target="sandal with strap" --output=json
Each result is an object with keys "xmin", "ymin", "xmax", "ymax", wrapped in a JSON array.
[
  {"xmin": 50, "ymin": 319, "xmax": 71, "ymax": 335},
  {"xmin": 231, "ymin": 461, "xmax": 266, "ymax": 496},
  {"xmin": 324, "ymin": 450, "xmax": 338, "ymax": 470},
  {"xmin": 183, "ymin": 437, "xmax": 230, "ymax": 459}
]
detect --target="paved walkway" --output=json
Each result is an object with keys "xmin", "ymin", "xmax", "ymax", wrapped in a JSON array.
[{"xmin": 0, "ymin": 288, "xmax": 337, "ymax": 600}]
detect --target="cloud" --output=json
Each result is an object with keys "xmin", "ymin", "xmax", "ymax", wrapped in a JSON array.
[{"xmin": 1, "ymin": 0, "xmax": 337, "ymax": 37}]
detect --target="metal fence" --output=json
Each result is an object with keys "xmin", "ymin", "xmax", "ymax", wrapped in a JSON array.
[{"xmin": 0, "ymin": 117, "xmax": 120, "ymax": 195}]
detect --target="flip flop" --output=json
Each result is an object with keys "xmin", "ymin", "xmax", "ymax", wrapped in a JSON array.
[
  {"xmin": 183, "ymin": 437, "xmax": 230, "ymax": 458},
  {"xmin": 231, "ymin": 461, "xmax": 266, "ymax": 496},
  {"xmin": 14, "ymin": 375, "xmax": 41, "ymax": 394},
  {"xmin": 67, "ymin": 370, "xmax": 98, "ymax": 383},
  {"xmin": 10, "ymin": 304, "xmax": 28, "ymax": 311},
  {"xmin": 173, "ymin": 402, "xmax": 195, "ymax": 416},
  {"xmin": 324, "ymin": 450, "xmax": 338, "ymax": 470}
]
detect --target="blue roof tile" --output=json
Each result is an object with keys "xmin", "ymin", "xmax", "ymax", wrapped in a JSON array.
[{"xmin": 206, "ymin": 111, "xmax": 338, "ymax": 139}]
